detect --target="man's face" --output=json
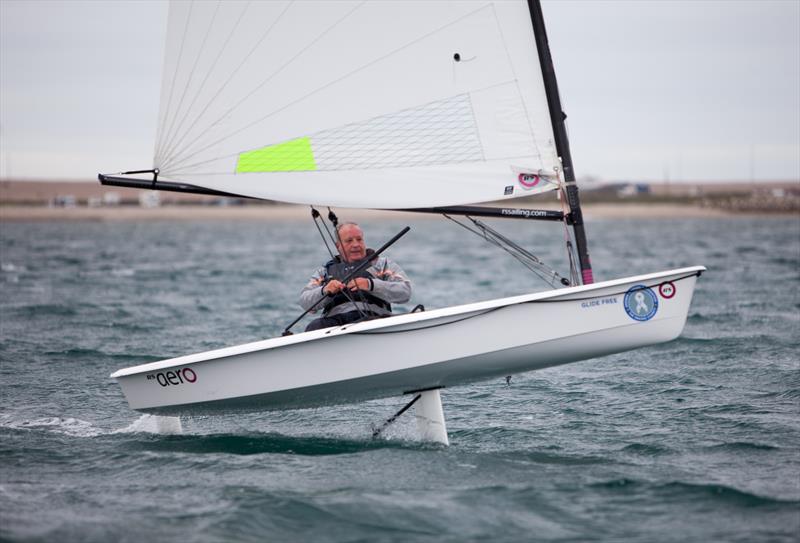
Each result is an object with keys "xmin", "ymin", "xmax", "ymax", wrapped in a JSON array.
[{"xmin": 337, "ymin": 224, "xmax": 366, "ymax": 263}]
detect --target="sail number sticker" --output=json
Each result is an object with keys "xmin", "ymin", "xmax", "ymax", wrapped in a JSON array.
[
  {"xmin": 518, "ymin": 173, "xmax": 542, "ymax": 190},
  {"xmin": 658, "ymin": 281, "xmax": 676, "ymax": 299},
  {"xmin": 623, "ymin": 285, "xmax": 658, "ymax": 321}
]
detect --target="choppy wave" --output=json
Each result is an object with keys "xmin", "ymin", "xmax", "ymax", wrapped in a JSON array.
[
  {"xmin": 703, "ymin": 441, "xmax": 779, "ymax": 452},
  {"xmin": 656, "ymin": 481, "xmax": 797, "ymax": 506},
  {"xmin": 39, "ymin": 347, "xmax": 155, "ymax": 364},
  {"xmin": 771, "ymin": 388, "xmax": 800, "ymax": 400},
  {"xmin": 118, "ymin": 432, "xmax": 421, "ymax": 456},
  {"xmin": 10, "ymin": 303, "xmax": 81, "ymax": 318},
  {"xmin": 588, "ymin": 478, "xmax": 797, "ymax": 507},
  {"xmin": 2, "ymin": 218, "xmax": 799, "ymax": 542},
  {"xmin": 620, "ymin": 442, "xmax": 673, "ymax": 456}
]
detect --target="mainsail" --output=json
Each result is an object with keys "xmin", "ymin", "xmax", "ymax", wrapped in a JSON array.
[{"xmin": 142, "ymin": 0, "xmax": 563, "ymax": 208}]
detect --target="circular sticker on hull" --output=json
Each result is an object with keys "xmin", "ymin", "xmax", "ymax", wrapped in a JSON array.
[
  {"xmin": 659, "ymin": 281, "xmax": 676, "ymax": 299},
  {"xmin": 624, "ymin": 285, "xmax": 658, "ymax": 321}
]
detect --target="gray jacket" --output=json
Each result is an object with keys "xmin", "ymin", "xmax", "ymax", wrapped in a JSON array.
[{"xmin": 299, "ymin": 256, "xmax": 412, "ymax": 317}]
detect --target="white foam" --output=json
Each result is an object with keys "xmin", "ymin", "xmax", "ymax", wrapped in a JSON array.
[
  {"xmin": 1, "ymin": 416, "xmax": 103, "ymax": 437},
  {"xmin": 1, "ymin": 262, "xmax": 26, "ymax": 273},
  {"xmin": 112, "ymin": 414, "xmax": 183, "ymax": 435},
  {"xmin": 1, "ymin": 414, "xmax": 183, "ymax": 437}
]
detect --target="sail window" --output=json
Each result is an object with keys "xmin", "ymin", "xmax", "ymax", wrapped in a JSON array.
[{"xmin": 236, "ymin": 136, "xmax": 317, "ymax": 172}]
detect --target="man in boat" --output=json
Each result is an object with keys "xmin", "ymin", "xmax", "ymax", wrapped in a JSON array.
[{"xmin": 300, "ymin": 222, "xmax": 412, "ymax": 331}]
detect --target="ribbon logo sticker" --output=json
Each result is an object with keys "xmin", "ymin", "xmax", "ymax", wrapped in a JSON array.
[
  {"xmin": 623, "ymin": 285, "xmax": 658, "ymax": 321},
  {"xmin": 634, "ymin": 292, "xmax": 648, "ymax": 314}
]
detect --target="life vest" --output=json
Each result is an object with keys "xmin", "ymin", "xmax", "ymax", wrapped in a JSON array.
[{"xmin": 322, "ymin": 252, "xmax": 391, "ymax": 315}]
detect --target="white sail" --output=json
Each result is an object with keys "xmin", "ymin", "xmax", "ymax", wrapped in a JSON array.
[{"xmin": 152, "ymin": 0, "xmax": 561, "ymax": 208}]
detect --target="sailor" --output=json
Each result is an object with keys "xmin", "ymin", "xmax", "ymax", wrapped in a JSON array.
[{"xmin": 300, "ymin": 222, "xmax": 412, "ymax": 331}]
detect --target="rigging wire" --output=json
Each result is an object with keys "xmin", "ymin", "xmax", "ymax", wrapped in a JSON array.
[
  {"xmin": 443, "ymin": 214, "xmax": 567, "ymax": 289},
  {"xmin": 555, "ymin": 172, "xmax": 581, "ymax": 285},
  {"xmin": 565, "ymin": 240, "xmax": 579, "ymax": 287},
  {"xmin": 310, "ymin": 207, "xmax": 336, "ymax": 259}
]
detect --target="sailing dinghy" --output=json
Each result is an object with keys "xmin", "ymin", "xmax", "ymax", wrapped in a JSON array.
[{"xmin": 102, "ymin": 0, "xmax": 704, "ymax": 444}]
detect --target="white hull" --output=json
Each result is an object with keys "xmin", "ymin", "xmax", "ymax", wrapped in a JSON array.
[{"xmin": 111, "ymin": 266, "xmax": 704, "ymax": 415}]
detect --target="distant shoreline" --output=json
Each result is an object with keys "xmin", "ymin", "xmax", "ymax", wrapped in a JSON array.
[
  {"xmin": 2, "ymin": 180, "xmax": 797, "ymax": 220},
  {"xmin": 2, "ymin": 203, "xmax": 790, "ymax": 222}
]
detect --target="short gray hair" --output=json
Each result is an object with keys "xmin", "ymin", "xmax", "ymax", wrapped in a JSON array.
[{"xmin": 336, "ymin": 222, "xmax": 361, "ymax": 234}]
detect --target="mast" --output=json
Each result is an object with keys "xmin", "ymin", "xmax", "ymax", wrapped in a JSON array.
[{"xmin": 527, "ymin": 0, "xmax": 594, "ymax": 284}]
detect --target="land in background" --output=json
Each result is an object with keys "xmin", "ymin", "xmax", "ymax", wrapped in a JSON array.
[{"xmin": 1, "ymin": 179, "xmax": 798, "ymax": 222}]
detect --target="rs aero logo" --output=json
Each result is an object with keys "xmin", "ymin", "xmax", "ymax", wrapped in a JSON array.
[{"xmin": 147, "ymin": 368, "xmax": 197, "ymax": 387}]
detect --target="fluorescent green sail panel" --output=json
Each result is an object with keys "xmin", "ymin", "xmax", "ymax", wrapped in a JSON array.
[{"xmin": 236, "ymin": 137, "xmax": 316, "ymax": 172}]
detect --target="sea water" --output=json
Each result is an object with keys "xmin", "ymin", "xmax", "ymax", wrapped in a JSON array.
[{"xmin": 1, "ymin": 215, "xmax": 798, "ymax": 542}]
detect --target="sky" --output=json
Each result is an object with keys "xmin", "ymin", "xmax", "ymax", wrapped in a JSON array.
[{"xmin": 0, "ymin": 0, "xmax": 798, "ymax": 183}]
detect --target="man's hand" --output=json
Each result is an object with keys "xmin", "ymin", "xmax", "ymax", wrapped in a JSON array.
[
  {"xmin": 324, "ymin": 277, "xmax": 370, "ymax": 295},
  {"xmin": 346, "ymin": 278, "xmax": 370, "ymax": 291},
  {"xmin": 323, "ymin": 279, "xmax": 345, "ymax": 295}
]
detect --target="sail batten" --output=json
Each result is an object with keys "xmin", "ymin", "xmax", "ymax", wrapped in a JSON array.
[{"xmin": 150, "ymin": 0, "xmax": 561, "ymax": 208}]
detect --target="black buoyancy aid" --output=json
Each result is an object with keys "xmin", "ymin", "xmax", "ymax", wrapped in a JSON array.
[{"xmin": 322, "ymin": 251, "xmax": 391, "ymax": 315}]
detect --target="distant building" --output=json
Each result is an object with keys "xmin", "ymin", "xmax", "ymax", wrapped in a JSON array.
[
  {"xmin": 50, "ymin": 195, "xmax": 76, "ymax": 208},
  {"xmin": 617, "ymin": 183, "xmax": 651, "ymax": 198},
  {"xmin": 139, "ymin": 191, "xmax": 160, "ymax": 208},
  {"xmin": 103, "ymin": 192, "xmax": 121, "ymax": 206}
]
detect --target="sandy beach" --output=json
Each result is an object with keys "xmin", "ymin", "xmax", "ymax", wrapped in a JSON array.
[
  {"xmin": 0, "ymin": 203, "xmax": 744, "ymax": 222},
  {"xmin": 2, "ymin": 180, "xmax": 796, "ymax": 222}
]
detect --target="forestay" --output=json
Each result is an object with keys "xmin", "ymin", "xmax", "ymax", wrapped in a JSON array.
[{"xmin": 152, "ymin": 0, "xmax": 561, "ymax": 208}]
